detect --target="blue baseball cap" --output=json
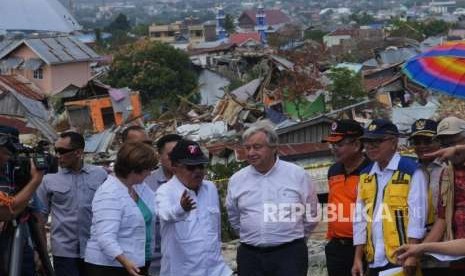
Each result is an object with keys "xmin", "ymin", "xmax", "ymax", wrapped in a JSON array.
[
  {"xmin": 409, "ymin": 119, "xmax": 437, "ymax": 139},
  {"xmin": 360, "ymin": 119, "xmax": 399, "ymax": 140}
]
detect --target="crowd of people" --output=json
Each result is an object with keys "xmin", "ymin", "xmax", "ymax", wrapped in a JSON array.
[{"xmin": 0, "ymin": 115, "xmax": 464, "ymax": 276}]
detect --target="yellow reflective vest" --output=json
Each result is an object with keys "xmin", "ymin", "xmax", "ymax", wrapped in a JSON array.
[{"xmin": 358, "ymin": 157, "xmax": 421, "ymax": 264}]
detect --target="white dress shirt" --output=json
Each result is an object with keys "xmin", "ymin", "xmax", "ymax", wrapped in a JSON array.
[
  {"xmin": 353, "ymin": 153, "xmax": 428, "ymax": 268},
  {"xmin": 155, "ymin": 176, "xmax": 232, "ymax": 276},
  {"xmin": 226, "ymin": 158, "xmax": 319, "ymax": 247},
  {"xmin": 85, "ymin": 175, "xmax": 156, "ymax": 267}
]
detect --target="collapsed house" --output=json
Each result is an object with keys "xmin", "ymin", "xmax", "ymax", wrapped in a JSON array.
[
  {"xmin": 0, "ymin": 74, "xmax": 57, "ymax": 141},
  {"xmin": 56, "ymin": 80, "xmax": 143, "ymax": 133}
]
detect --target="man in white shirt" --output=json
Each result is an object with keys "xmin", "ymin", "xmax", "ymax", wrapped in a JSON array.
[
  {"xmin": 351, "ymin": 119, "xmax": 428, "ymax": 276},
  {"xmin": 226, "ymin": 120, "xmax": 319, "ymax": 276},
  {"xmin": 155, "ymin": 139, "xmax": 232, "ymax": 276}
]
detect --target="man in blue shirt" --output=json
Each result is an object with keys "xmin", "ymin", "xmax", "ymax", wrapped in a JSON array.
[{"xmin": 37, "ymin": 132, "xmax": 107, "ymax": 276}]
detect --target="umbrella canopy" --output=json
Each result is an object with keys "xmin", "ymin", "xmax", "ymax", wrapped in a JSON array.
[{"xmin": 402, "ymin": 41, "xmax": 465, "ymax": 98}]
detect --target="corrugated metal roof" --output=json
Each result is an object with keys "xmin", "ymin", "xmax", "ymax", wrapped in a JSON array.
[
  {"xmin": 0, "ymin": 115, "xmax": 36, "ymax": 134},
  {"xmin": 0, "ymin": 78, "xmax": 56, "ymax": 141},
  {"xmin": 84, "ymin": 129, "xmax": 116, "ymax": 153},
  {"xmin": 0, "ymin": 0, "xmax": 81, "ymax": 33},
  {"xmin": 0, "ymin": 36, "xmax": 100, "ymax": 65},
  {"xmin": 231, "ymin": 78, "xmax": 261, "ymax": 102},
  {"xmin": 378, "ymin": 47, "xmax": 419, "ymax": 65},
  {"xmin": 0, "ymin": 75, "xmax": 44, "ymax": 100},
  {"xmin": 271, "ymin": 55, "xmax": 295, "ymax": 70}
]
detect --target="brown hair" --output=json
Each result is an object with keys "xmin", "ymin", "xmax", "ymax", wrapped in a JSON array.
[{"xmin": 114, "ymin": 142, "xmax": 157, "ymax": 178}]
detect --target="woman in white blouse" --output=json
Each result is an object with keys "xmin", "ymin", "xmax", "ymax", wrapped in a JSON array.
[{"xmin": 85, "ymin": 142, "xmax": 157, "ymax": 276}]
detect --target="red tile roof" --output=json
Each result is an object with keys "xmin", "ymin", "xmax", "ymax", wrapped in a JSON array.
[
  {"xmin": 229, "ymin": 32, "xmax": 261, "ymax": 46},
  {"xmin": 0, "ymin": 115, "xmax": 36, "ymax": 134},
  {"xmin": 0, "ymin": 75, "xmax": 44, "ymax": 100},
  {"xmin": 242, "ymin": 9, "xmax": 291, "ymax": 26}
]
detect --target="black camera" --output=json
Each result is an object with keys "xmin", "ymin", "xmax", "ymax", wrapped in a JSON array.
[{"xmin": 8, "ymin": 144, "xmax": 58, "ymax": 191}]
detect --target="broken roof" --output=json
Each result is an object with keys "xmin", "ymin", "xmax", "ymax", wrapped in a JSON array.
[
  {"xmin": 231, "ymin": 78, "xmax": 262, "ymax": 102},
  {"xmin": 0, "ymin": 75, "xmax": 56, "ymax": 141},
  {"xmin": 376, "ymin": 47, "xmax": 419, "ymax": 65},
  {"xmin": 0, "ymin": 75, "xmax": 44, "ymax": 100},
  {"xmin": 0, "ymin": 36, "xmax": 100, "ymax": 65},
  {"xmin": 270, "ymin": 55, "xmax": 295, "ymax": 71},
  {"xmin": 0, "ymin": 0, "xmax": 81, "ymax": 33}
]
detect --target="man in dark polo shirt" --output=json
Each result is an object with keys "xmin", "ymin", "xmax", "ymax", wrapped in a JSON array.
[{"xmin": 322, "ymin": 119, "xmax": 370, "ymax": 276}]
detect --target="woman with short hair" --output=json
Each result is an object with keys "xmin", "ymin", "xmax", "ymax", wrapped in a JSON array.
[{"xmin": 85, "ymin": 142, "xmax": 157, "ymax": 276}]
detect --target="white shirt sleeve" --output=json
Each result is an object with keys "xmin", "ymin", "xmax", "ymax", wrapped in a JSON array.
[
  {"xmin": 155, "ymin": 186, "xmax": 189, "ymax": 222},
  {"xmin": 92, "ymin": 189, "xmax": 124, "ymax": 259},
  {"xmin": 225, "ymin": 179, "xmax": 240, "ymax": 235},
  {"xmin": 303, "ymin": 172, "xmax": 318, "ymax": 237},
  {"xmin": 353, "ymin": 180, "xmax": 367, "ymax": 245},
  {"xmin": 407, "ymin": 168, "xmax": 428, "ymax": 239}
]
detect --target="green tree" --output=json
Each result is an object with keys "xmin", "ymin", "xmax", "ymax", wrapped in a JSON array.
[
  {"xmin": 328, "ymin": 67, "xmax": 365, "ymax": 110},
  {"xmin": 304, "ymin": 29, "xmax": 327, "ymax": 43},
  {"xmin": 132, "ymin": 24, "xmax": 149, "ymax": 37},
  {"xmin": 224, "ymin": 14, "xmax": 235, "ymax": 34},
  {"xmin": 94, "ymin": 28, "xmax": 103, "ymax": 49},
  {"xmin": 106, "ymin": 13, "xmax": 131, "ymax": 32},
  {"xmin": 389, "ymin": 18, "xmax": 451, "ymax": 41},
  {"xmin": 423, "ymin": 20, "xmax": 451, "ymax": 37},
  {"xmin": 389, "ymin": 19, "xmax": 425, "ymax": 41},
  {"xmin": 349, "ymin": 12, "xmax": 375, "ymax": 25},
  {"xmin": 106, "ymin": 41, "xmax": 198, "ymax": 111}
]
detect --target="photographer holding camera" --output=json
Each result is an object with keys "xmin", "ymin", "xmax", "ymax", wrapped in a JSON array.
[
  {"xmin": 0, "ymin": 125, "xmax": 45, "ymax": 276},
  {"xmin": 0, "ymin": 126, "xmax": 44, "ymax": 220}
]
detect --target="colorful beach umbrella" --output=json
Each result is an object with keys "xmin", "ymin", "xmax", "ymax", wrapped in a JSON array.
[{"xmin": 402, "ymin": 41, "xmax": 465, "ymax": 98}]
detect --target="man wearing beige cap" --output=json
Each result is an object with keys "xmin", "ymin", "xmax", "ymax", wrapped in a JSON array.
[{"xmin": 418, "ymin": 116, "xmax": 465, "ymax": 275}]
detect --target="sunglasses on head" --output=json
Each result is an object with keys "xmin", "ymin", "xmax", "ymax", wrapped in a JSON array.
[
  {"xmin": 55, "ymin": 147, "xmax": 77, "ymax": 155},
  {"xmin": 184, "ymin": 164, "xmax": 206, "ymax": 171}
]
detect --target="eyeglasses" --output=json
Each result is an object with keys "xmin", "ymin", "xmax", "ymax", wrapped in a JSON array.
[
  {"xmin": 55, "ymin": 147, "xmax": 77, "ymax": 155},
  {"xmin": 184, "ymin": 164, "xmax": 206, "ymax": 171},
  {"xmin": 363, "ymin": 137, "xmax": 393, "ymax": 148}
]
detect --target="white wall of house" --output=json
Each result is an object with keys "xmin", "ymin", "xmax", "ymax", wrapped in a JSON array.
[{"xmin": 323, "ymin": 34, "xmax": 351, "ymax": 47}]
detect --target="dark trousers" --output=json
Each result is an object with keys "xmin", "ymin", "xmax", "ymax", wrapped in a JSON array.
[
  {"xmin": 86, "ymin": 262, "xmax": 149, "ymax": 276},
  {"xmin": 22, "ymin": 243, "xmax": 35, "ymax": 276},
  {"xmin": 367, "ymin": 263, "xmax": 398, "ymax": 276},
  {"xmin": 325, "ymin": 239, "xmax": 355, "ymax": 276},
  {"xmin": 237, "ymin": 238, "xmax": 308, "ymax": 276},
  {"xmin": 53, "ymin": 256, "xmax": 86, "ymax": 276}
]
